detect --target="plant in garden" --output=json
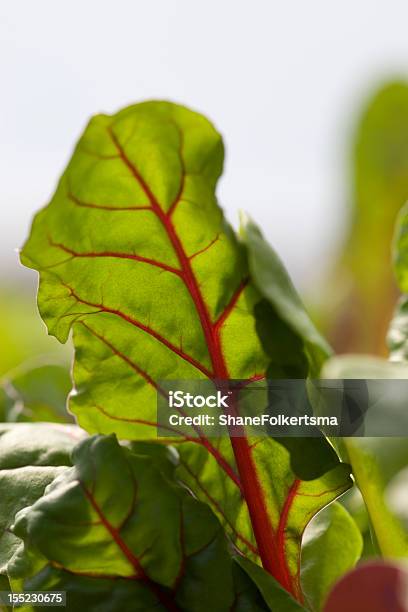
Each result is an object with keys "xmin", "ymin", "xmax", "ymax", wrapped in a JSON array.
[{"xmin": 1, "ymin": 101, "xmax": 407, "ymax": 611}]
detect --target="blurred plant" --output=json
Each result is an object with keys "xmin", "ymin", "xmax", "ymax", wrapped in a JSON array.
[
  {"xmin": 324, "ymin": 81, "xmax": 408, "ymax": 355},
  {"xmin": 0, "ymin": 287, "xmax": 70, "ymax": 377},
  {"xmin": 318, "ymin": 201, "xmax": 408, "ymax": 570},
  {"xmin": 324, "ymin": 560, "xmax": 408, "ymax": 612},
  {"xmin": 0, "ymin": 362, "xmax": 73, "ymax": 423}
]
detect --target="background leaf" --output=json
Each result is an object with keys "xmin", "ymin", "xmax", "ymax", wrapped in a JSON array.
[
  {"xmin": 389, "ymin": 201, "xmax": 408, "ymax": 361},
  {"xmin": 0, "ymin": 363, "xmax": 73, "ymax": 423},
  {"xmin": 324, "ymin": 560, "xmax": 408, "ymax": 612},
  {"xmin": 301, "ymin": 502, "xmax": 363, "ymax": 611},
  {"xmin": 388, "ymin": 296, "xmax": 408, "ymax": 362},
  {"xmin": 0, "ymin": 288, "xmax": 70, "ymax": 378},
  {"xmin": 321, "ymin": 82, "xmax": 408, "ymax": 355},
  {"xmin": 241, "ymin": 214, "xmax": 331, "ymax": 377},
  {"xmin": 321, "ymin": 355, "xmax": 408, "ymax": 558},
  {"xmin": 0, "ymin": 424, "xmax": 83, "ymax": 579},
  {"xmin": 240, "ymin": 216, "xmax": 342, "ymax": 481}
]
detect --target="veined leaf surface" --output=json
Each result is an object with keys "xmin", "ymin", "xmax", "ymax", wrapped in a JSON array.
[
  {"xmin": 21, "ymin": 101, "xmax": 351, "ymax": 600},
  {"xmin": 8, "ymin": 435, "xmax": 275, "ymax": 612},
  {"xmin": 0, "ymin": 424, "xmax": 83, "ymax": 578}
]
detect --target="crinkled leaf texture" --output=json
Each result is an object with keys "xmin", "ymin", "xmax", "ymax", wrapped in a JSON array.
[
  {"xmin": 21, "ymin": 100, "xmax": 351, "ymax": 600},
  {"xmin": 0, "ymin": 424, "xmax": 84, "ymax": 577},
  {"xmin": 7, "ymin": 435, "xmax": 290, "ymax": 612}
]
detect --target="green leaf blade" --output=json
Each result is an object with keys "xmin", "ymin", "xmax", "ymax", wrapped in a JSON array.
[
  {"xmin": 8, "ymin": 435, "xmax": 273, "ymax": 612},
  {"xmin": 21, "ymin": 100, "xmax": 350, "ymax": 601}
]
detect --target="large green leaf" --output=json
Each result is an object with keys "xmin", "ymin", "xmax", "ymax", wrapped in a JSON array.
[
  {"xmin": 21, "ymin": 101, "xmax": 264, "ymax": 414},
  {"xmin": 0, "ymin": 424, "xmax": 83, "ymax": 579},
  {"xmin": 21, "ymin": 100, "xmax": 351, "ymax": 600},
  {"xmin": 301, "ymin": 502, "xmax": 362, "ymax": 611},
  {"xmin": 8, "ymin": 435, "xmax": 273, "ymax": 612}
]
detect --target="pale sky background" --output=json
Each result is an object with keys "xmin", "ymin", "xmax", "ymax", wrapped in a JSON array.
[{"xmin": 2, "ymin": 0, "xmax": 408, "ymax": 291}]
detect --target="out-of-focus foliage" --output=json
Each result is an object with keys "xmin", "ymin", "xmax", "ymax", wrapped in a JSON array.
[
  {"xmin": 321, "ymin": 202, "xmax": 408, "ymax": 566},
  {"xmin": 324, "ymin": 560, "xmax": 408, "ymax": 612},
  {"xmin": 0, "ymin": 287, "xmax": 70, "ymax": 377},
  {"xmin": 301, "ymin": 502, "xmax": 363, "ymax": 612},
  {"xmin": 0, "ymin": 363, "xmax": 73, "ymax": 423},
  {"xmin": 0, "ymin": 287, "xmax": 72, "ymax": 424},
  {"xmin": 323, "ymin": 82, "xmax": 408, "ymax": 355},
  {"xmin": 321, "ymin": 354, "xmax": 408, "ymax": 559},
  {"xmin": 389, "ymin": 201, "xmax": 408, "ymax": 361}
]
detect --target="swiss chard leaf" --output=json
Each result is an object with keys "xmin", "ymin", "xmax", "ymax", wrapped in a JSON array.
[
  {"xmin": 176, "ymin": 438, "xmax": 351, "ymax": 601},
  {"xmin": 8, "ymin": 435, "xmax": 274, "ymax": 612},
  {"xmin": 21, "ymin": 101, "xmax": 351, "ymax": 600},
  {"xmin": 240, "ymin": 216, "xmax": 341, "ymax": 481},
  {"xmin": 240, "ymin": 215, "xmax": 331, "ymax": 377}
]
